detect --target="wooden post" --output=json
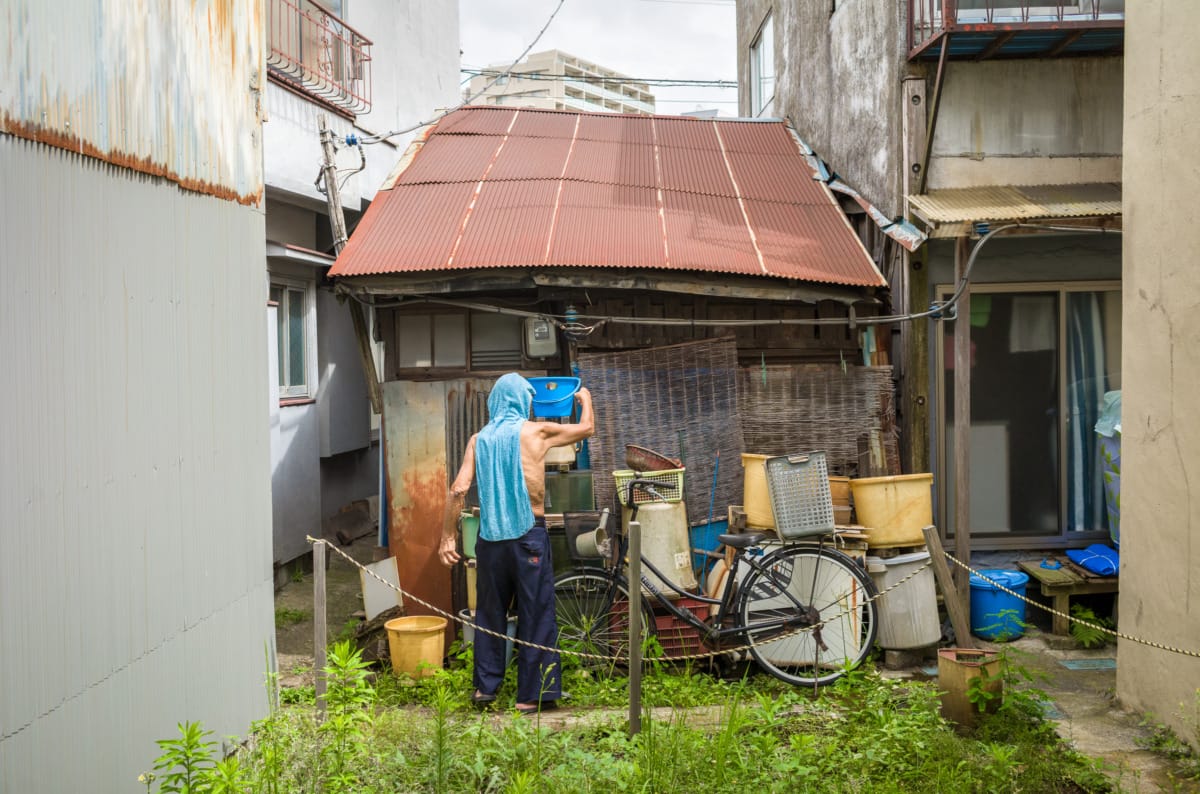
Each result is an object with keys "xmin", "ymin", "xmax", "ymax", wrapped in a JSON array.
[
  {"xmin": 923, "ymin": 525, "xmax": 973, "ymax": 649},
  {"xmin": 901, "ymin": 75, "xmax": 930, "ymax": 476},
  {"xmin": 314, "ymin": 540, "xmax": 328, "ymax": 717},
  {"xmin": 628, "ymin": 519, "xmax": 642, "ymax": 737},
  {"xmin": 952, "ymin": 236, "xmax": 972, "ymax": 616},
  {"xmin": 317, "ymin": 114, "xmax": 383, "ymax": 416}
]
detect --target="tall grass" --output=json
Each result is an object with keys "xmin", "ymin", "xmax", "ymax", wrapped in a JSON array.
[{"xmin": 145, "ymin": 649, "xmax": 1118, "ymax": 793}]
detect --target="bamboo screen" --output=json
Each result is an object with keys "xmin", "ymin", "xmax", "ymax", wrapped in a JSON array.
[
  {"xmin": 738, "ymin": 364, "xmax": 899, "ymax": 477},
  {"xmin": 578, "ymin": 338, "xmax": 745, "ymax": 525}
]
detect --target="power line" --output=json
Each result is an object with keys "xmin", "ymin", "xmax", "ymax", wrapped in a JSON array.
[
  {"xmin": 462, "ymin": 68, "xmax": 736, "ymax": 89},
  {"xmin": 359, "ymin": 0, "xmax": 568, "ymax": 145},
  {"xmin": 638, "ymin": 0, "xmax": 735, "ymax": 6}
]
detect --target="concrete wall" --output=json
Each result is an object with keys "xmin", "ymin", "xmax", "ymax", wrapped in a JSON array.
[
  {"xmin": 1117, "ymin": 0, "xmax": 1200, "ymax": 741},
  {"xmin": 929, "ymin": 59, "xmax": 1123, "ymax": 189},
  {"xmin": 737, "ymin": 0, "xmax": 906, "ymax": 216}
]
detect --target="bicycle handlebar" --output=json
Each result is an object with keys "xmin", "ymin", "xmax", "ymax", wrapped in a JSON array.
[{"xmin": 623, "ymin": 478, "xmax": 678, "ymax": 514}]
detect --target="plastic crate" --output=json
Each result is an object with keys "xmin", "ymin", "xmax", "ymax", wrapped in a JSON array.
[
  {"xmin": 764, "ymin": 452, "xmax": 835, "ymax": 539},
  {"xmin": 653, "ymin": 597, "xmax": 709, "ymax": 658},
  {"xmin": 613, "ymin": 468, "xmax": 685, "ymax": 506}
]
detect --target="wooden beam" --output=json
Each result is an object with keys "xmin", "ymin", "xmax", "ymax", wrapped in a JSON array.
[
  {"xmin": 952, "ymin": 236, "xmax": 972, "ymax": 610},
  {"xmin": 975, "ymin": 31, "xmax": 1016, "ymax": 61},
  {"xmin": 1045, "ymin": 30, "xmax": 1085, "ymax": 58},
  {"xmin": 349, "ymin": 300, "xmax": 383, "ymax": 415},
  {"xmin": 923, "ymin": 525, "xmax": 973, "ymax": 648},
  {"xmin": 917, "ymin": 34, "xmax": 951, "ymax": 195}
]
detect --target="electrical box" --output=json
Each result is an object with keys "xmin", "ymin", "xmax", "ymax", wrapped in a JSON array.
[{"xmin": 524, "ymin": 317, "xmax": 558, "ymax": 358}]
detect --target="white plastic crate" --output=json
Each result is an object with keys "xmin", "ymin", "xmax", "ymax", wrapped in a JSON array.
[{"xmin": 764, "ymin": 452, "xmax": 835, "ymax": 539}]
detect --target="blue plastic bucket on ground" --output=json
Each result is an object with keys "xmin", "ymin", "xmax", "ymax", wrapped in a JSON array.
[{"xmin": 970, "ymin": 569, "xmax": 1030, "ymax": 641}]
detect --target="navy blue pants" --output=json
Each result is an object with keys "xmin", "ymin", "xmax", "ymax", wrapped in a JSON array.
[{"xmin": 473, "ymin": 521, "xmax": 562, "ymax": 703}]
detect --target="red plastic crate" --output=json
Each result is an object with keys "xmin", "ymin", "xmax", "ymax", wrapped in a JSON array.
[
  {"xmin": 609, "ymin": 596, "xmax": 711, "ymax": 659},
  {"xmin": 652, "ymin": 597, "xmax": 709, "ymax": 658}
]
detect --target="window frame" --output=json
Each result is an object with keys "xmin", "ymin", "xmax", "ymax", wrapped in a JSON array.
[
  {"xmin": 749, "ymin": 13, "xmax": 775, "ymax": 117},
  {"xmin": 270, "ymin": 276, "xmax": 316, "ymax": 401},
  {"xmin": 934, "ymin": 279, "xmax": 1121, "ymax": 550}
]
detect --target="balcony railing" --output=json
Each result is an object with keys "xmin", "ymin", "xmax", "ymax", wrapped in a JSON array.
[
  {"xmin": 909, "ymin": 0, "xmax": 1124, "ymax": 60},
  {"xmin": 268, "ymin": 0, "xmax": 372, "ymax": 114}
]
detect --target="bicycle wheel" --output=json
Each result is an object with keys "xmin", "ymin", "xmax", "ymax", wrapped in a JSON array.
[
  {"xmin": 737, "ymin": 545, "xmax": 878, "ymax": 686},
  {"xmin": 554, "ymin": 569, "xmax": 655, "ymax": 668}
]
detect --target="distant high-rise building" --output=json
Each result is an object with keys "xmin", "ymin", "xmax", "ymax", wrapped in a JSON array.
[{"xmin": 467, "ymin": 49, "xmax": 655, "ymax": 114}]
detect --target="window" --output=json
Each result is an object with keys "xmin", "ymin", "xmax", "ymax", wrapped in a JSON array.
[
  {"xmin": 750, "ymin": 13, "xmax": 775, "ymax": 117},
  {"xmin": 396, "ymin": 314, "xmax": 467, "ymax": 369},
  {"xmin": 938, "ymin": 283, "xmax": 1122, "ymax": 547},
  {"xmin": 391, "ymin": 311, "xmax": 524, "ymax": 373},
  {"xmin": 271, "ymin": 280, "xmax": 313, "ymax": 399}
]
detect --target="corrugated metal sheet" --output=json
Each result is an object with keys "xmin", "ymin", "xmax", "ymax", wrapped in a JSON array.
[
  {"xmin": 908, "ymin": 183, "xmax": 1123, "ymax": 223},
  {"xmin": 0, "ymin": 135, "xmax": 273, "ymax": 793},
  {"xmin": 330, "ymin": 106, "xmax": 886, "ymax": 288},
  {"xmin": 1, "ymin": 0, "xmax": 265, "ymax": 204}
]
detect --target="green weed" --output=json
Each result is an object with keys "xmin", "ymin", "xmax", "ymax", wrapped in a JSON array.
[
  {"xmin": 1070, "ymin": 603, "xmax": 1115, "ymax": 648},
  {"xmin": 273, "ymin": 607, "xmax": 308, "ymax": 629}
]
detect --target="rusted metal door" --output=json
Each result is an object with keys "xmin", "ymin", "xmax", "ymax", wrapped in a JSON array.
[{"xmin": 382, "ymin": 378, "xmax": 494, "ymax": 646}]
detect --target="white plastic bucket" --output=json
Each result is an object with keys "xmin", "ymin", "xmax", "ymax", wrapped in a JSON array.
[{"xmin": 865, "ymin": 549, "xmax": 940, "ymax": 649}]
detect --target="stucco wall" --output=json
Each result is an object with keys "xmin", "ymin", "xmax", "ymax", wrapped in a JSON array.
[
  {"xmin": 1117, "ymin": 0, "xmax": 1200, "ymax": 741},
  {"xmin": 737, "ymin": 0, "xmax": 906, "ymax": 217},
  {"xmin": 929, "ymin": 58, "xmax": 1123, "ymax": 189}
]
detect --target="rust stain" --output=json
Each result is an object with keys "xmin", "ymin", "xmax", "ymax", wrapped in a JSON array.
[
  {"xmin": 390, "ymin": 464, "xmax": 454, "ymax": 644},
  {"xmin": 1, "ymin": 113, "xmax": 263, "ymax": 206}
]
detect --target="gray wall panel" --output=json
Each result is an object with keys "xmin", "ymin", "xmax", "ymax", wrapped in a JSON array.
[{"xmin": 0, "ymin": 135, "xmax": 274, "ymax": 793}]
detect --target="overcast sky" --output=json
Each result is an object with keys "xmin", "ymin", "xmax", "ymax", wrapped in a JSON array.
[{"xmin": 459, "ymin": 0, "xmax": 739, "ymax": 115}]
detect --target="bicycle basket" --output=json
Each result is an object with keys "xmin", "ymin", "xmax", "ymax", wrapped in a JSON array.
[
  {"xmin": 612, "ymin": 469, "xmax": 685, "ymax": 506},
  {"xmin": 764, "ymin": 452, "xmax": 835, "ymax": 539}
]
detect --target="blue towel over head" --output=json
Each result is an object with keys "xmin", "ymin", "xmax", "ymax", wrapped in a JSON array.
[{"xmin": 475, "ymin": 373, "xmax": 536, "ymax": 542}]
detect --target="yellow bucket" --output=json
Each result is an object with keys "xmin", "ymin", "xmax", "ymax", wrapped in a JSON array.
[
  {"xmin": 850, "ymin": 473, "xmax": 933, "ymax": 548},
  {"xmin": 740, "ymin": 453, "xmax": 773, "ymax": 528},
  {"xmin": 385, "ymin": 616, "xmax": 447, "ymax": 678}
]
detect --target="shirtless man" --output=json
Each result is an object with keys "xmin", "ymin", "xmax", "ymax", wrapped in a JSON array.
[{"xmin": 439, "ymin": 373, "xmax": 594, "ymax": 713}]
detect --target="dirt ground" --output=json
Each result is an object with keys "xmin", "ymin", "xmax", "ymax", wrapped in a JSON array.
[
  {"xmin": 273, "ymin": 533, "xmax": 1197, "ymax": 791},
  {"xmin": 274, "ymin": 530, "xmax": 383, "ymax": 687}
]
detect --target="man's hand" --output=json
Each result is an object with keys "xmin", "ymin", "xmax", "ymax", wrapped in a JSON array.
[{"xmin": 438, "ymin": 534, "xmax": 461, "ymax": 567}]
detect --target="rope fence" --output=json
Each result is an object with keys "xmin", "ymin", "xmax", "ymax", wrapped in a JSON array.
[{"xmin": 306, "ymin": 535, "xmax": 1200, "ymax": 667}]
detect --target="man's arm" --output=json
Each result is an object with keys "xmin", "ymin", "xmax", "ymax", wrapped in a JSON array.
[
  {"xmin": 439, "ymin": 435, "xmax": 476, "ymax": 567},
  {"xmin": 537, "ymin": 387, "xmax": 595, "ymax": 448}
]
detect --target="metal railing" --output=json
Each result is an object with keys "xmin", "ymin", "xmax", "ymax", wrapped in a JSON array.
[
  {"xmin": 909, "ymin": 0, "xmax": 1125, "ymax": 52},
  {"xmin": 267, "ymin": 0, "xmax": 372, "ymax": 115}
]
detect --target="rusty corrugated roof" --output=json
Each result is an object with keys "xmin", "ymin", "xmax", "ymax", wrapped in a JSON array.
[
  {"xmin": 908, "ymin": 183, "xmax": 1122, "ymax": 227},
  {"xmin": 331, "ymin": 106, "xmax": 886, "ymax": 287}
]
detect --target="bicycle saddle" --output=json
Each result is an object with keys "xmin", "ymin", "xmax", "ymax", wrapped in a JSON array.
[{"xmin": 718, "ymin": 531, "xmax": 771, "ymax": 549}]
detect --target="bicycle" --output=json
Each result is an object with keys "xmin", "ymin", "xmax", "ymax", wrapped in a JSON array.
[{"xmin": 553, "ymin": 478, "xmax": 880, "ymax": 687}]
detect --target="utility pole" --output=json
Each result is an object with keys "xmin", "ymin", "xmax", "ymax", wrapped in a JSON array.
[{"xmin": 317, "ymin": 114, "xmax": 383, "ymax": 415}]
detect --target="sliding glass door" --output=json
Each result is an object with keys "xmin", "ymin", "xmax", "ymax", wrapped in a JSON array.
[{"xmin": 939, "ymin": 283, "xmax": 1121, "ymax": 546}]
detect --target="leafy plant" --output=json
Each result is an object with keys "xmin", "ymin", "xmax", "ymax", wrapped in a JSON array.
[
  {"xmin": 1070, "ymin": 603, "xmax": 1114, "ymax": 649},
  {"xmin": 318, "ymin": 640, "xmax": 375, "ymax": 794},
  {"xmin": 151, "ymin": 721, "xmax": 218, "ymax": 793}
]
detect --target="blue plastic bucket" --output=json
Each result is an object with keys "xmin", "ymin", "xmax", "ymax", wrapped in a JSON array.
[
  {"xmin": 528, "ymin": 377, "xmax": 580, "ymax": 418},
  {"xmin": 689, "ymin": 519, "xmax": 728, "ymax": 575},
  {"xmin": 970, "ymin": 569, "xmax": 1030, "ymax": 641}
]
